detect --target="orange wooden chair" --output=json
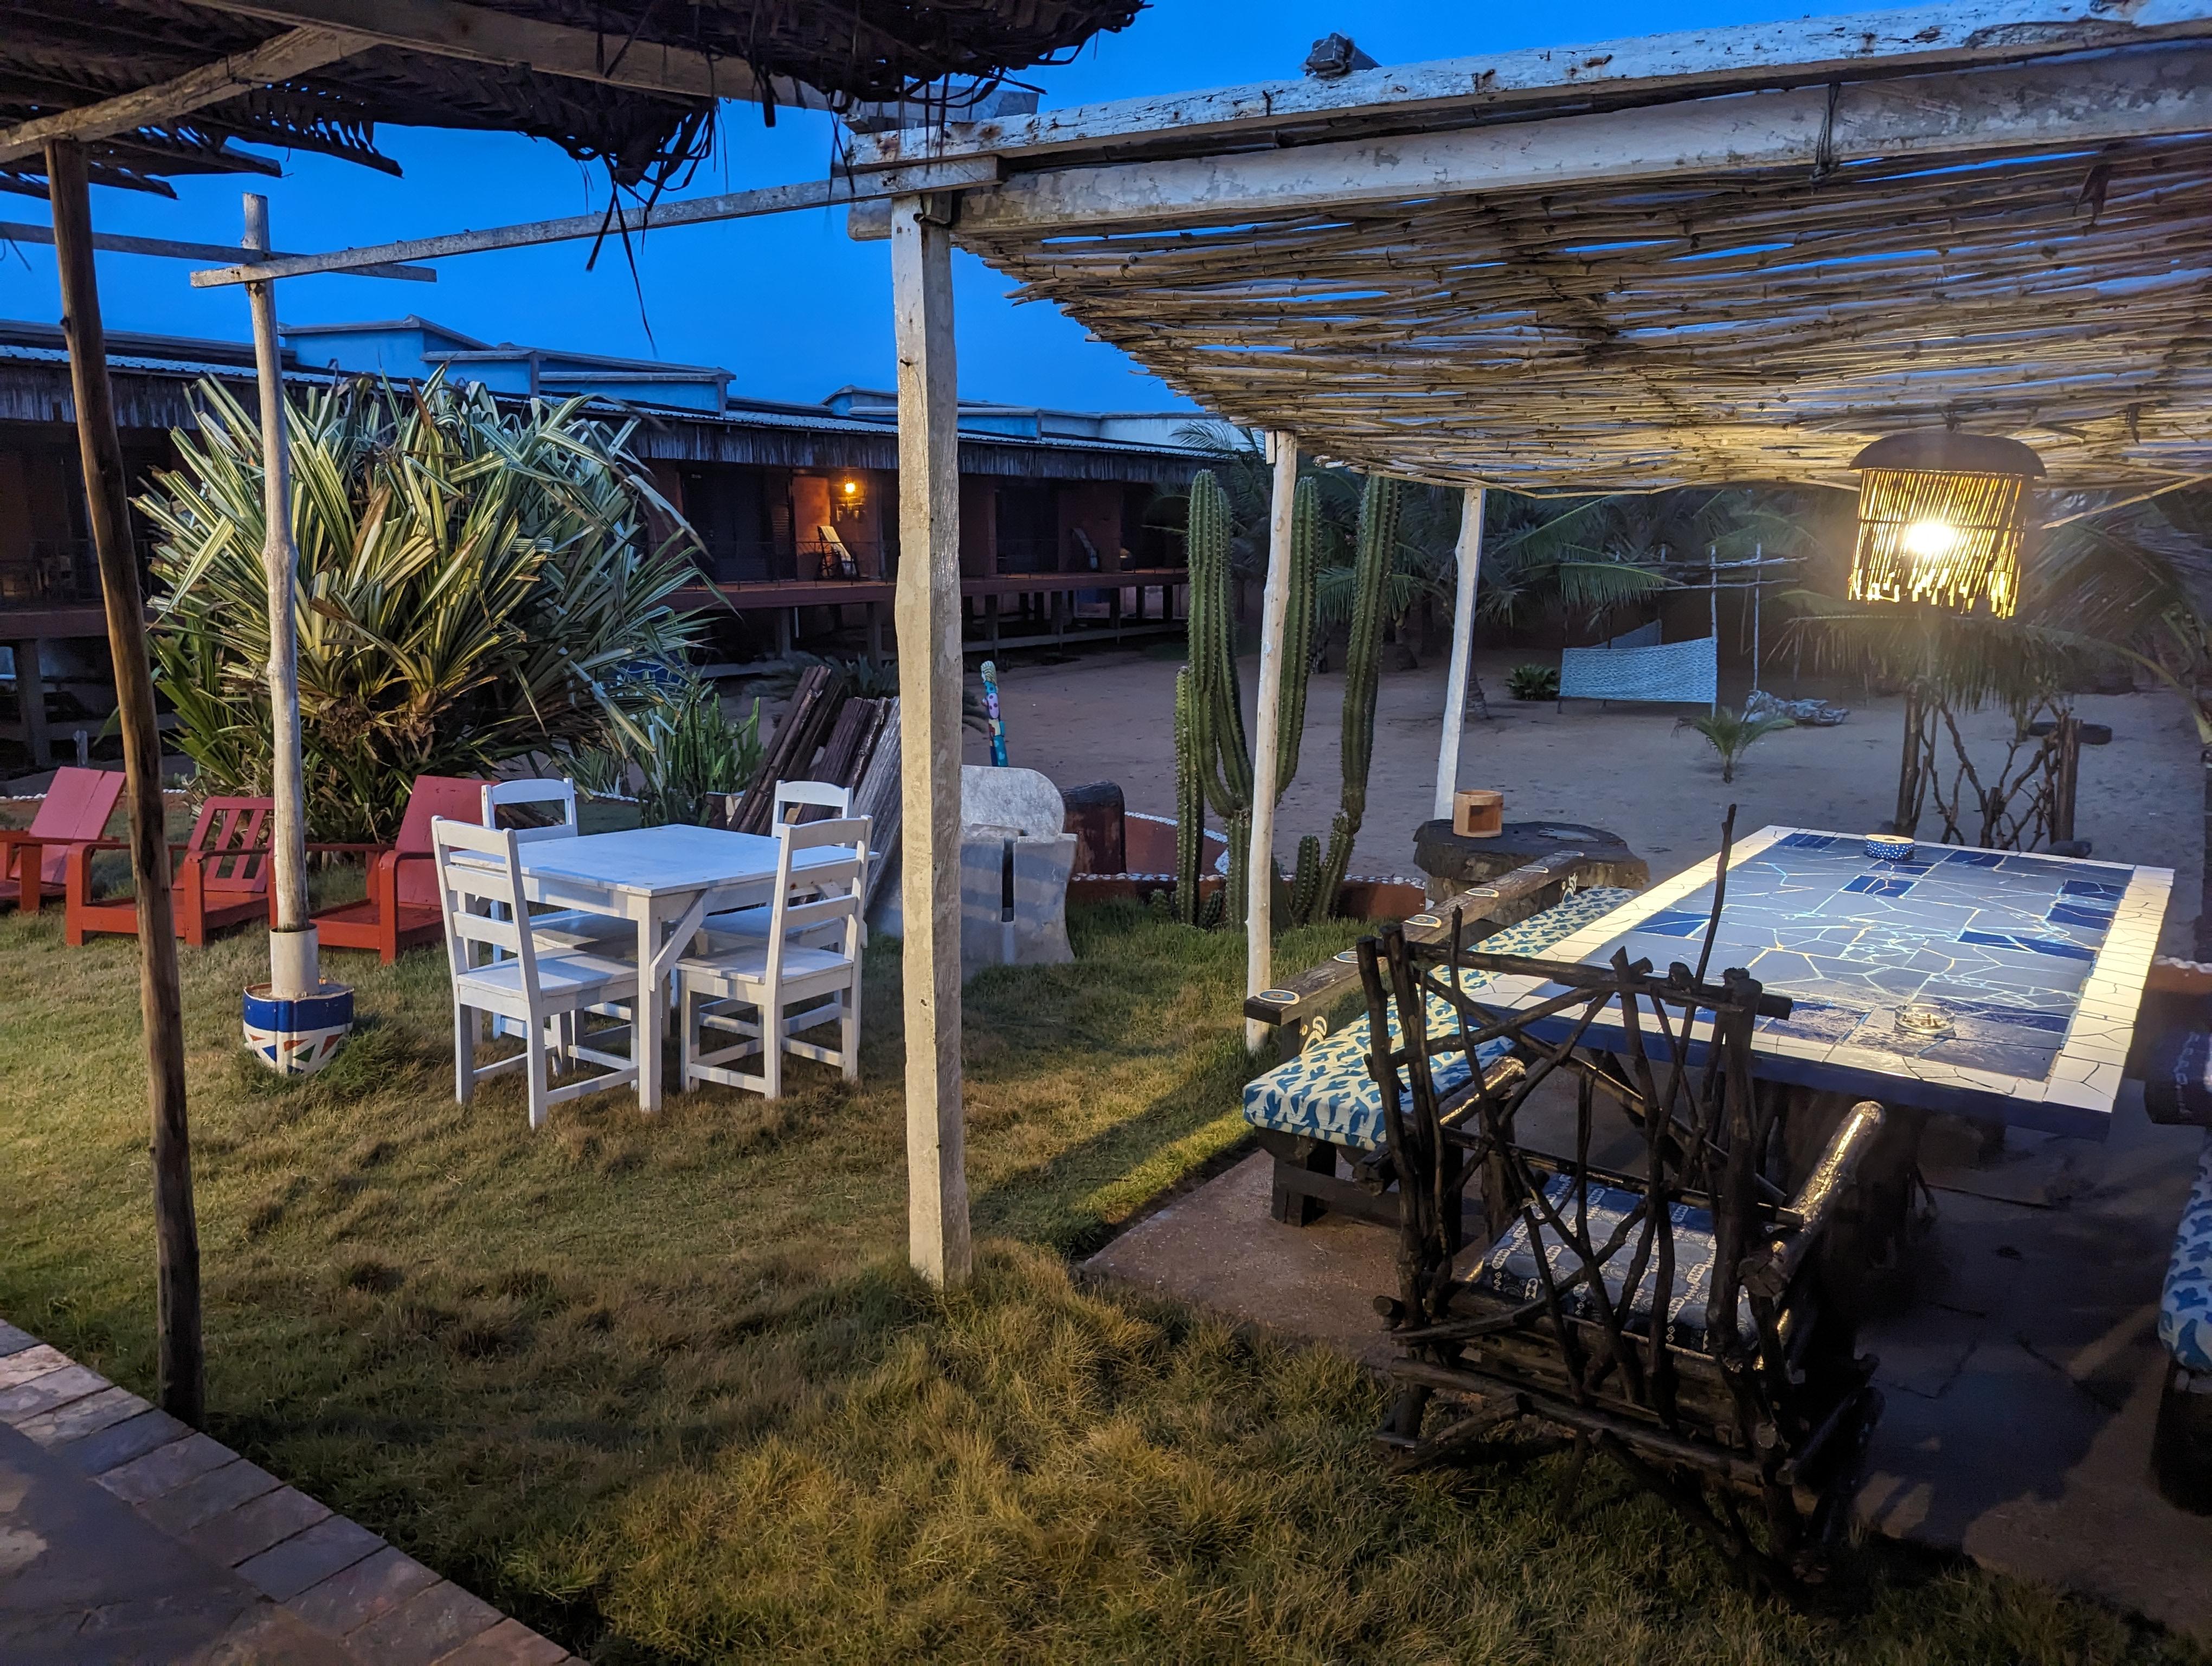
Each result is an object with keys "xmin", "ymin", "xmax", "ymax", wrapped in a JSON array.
[
  {"xmin": 65, "ymin": 796, "xmax": 273, "ymax": 946},
  {"xmin": 310, "ymin": 775, "xmax": 490, "ymax": 963},
  {"xmin": 1, "ymin": 766, "xmax": 125, "ymax": 913}
]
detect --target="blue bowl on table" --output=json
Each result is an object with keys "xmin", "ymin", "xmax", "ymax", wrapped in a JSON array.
[{"xmin": 1864, "ymin": 832, "xmax": 1915, "ymax": 864}]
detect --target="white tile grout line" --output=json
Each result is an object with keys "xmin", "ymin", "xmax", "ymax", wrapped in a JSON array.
[{"xmin": 0, "ymin": 1316, "xmax": 577, "ymax": 1666}]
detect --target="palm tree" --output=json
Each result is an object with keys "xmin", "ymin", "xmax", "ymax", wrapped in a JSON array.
[{"xmin": 143, "ymin": 373, "xmax": 708, "ymax": 842}]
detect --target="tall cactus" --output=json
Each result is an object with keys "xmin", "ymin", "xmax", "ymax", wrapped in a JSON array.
[
  {"xmin": 1172, "ymin": 667, "xmax": 1204, "ymax": 925},
  {"xmin": 1315, "ymin": 472, "xmax": 1400, "ymax": 918},
  {"xmin": 1172, "ymin": 467, "xmax": 1318, "ymax": 930}
]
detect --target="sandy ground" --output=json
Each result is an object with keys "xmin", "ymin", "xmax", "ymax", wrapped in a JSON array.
[{"xmin": 967, "ymin": 646, "xmax": 2204, "ymax": 953}]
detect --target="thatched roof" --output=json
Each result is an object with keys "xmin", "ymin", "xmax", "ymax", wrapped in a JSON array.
[{"xmin": 0, "ymin": 0, "xmax": 1140, "ymax": 197}]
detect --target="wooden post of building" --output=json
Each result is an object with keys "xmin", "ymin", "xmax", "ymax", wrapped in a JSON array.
[
  {"xmin": 1432, "ymin": 486, "xmax": 1487, "ymax": 824},
  {"xmin": 1245, "ymin": 431, "xmax": 1297, "ymax": 1053},
  {"xmin": 242, "ymin": 195, "xmax": 316, "ymax": 997},
  {"xmin": 890, "ymin": 194, "xmax": 972, "ymax": 1288},
  {"xmin": 44, "ymin": 137, "xmax": 202, "ymax": 1426},
  {"xmin": 11, "ymin": 637, "xmax": 51, "ymax": 767}
]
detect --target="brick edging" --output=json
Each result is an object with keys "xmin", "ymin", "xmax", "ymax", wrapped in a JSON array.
[{"xmin": 0, "ymin": 1319, "xmax": 576, "ymax": 1665}]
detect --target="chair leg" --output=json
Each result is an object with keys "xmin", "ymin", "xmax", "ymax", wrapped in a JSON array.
[
  {"xmin": 454, "ymin": 1001, "xmax": 475, "ymax": 1104},
  {"xmin": 840, "ymin": 981, "xmax": 859, "ymax": 1082},
  {"xmin": 761, "ymin": 994, "xmax": 783, "ymax": 1101},
  {"xmin": 526, "ymin": 1029, "xmax": 550, "ymax": 1131},
  {"xmin": 680, "ymin": 983, "xmax": 699, "ymax": 1092}
]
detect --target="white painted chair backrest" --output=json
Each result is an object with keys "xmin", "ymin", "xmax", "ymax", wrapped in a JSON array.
[
  {"xmin": 432, "ymin": 818, "xmax": 541, "ymax": 999},
  {"xmin": 773, "ymin": 779, "xmax": 851, "ymax": 828},
  {"xmin": 763, "ymin": 815, "xmax": 870, "ymax": 978},
  {"xmin": 483, "ymin": 777, "xmax": 580, "ymax": 843}
]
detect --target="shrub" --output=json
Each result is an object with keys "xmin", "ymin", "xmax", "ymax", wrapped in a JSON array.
[
  {"xmin": 141, "ymin": 374, "xmax": 706, "ymax": 842},
  {"xmin": 1506, "ymin": 662, "xmax": 1560, "ymax": 701},
  {"xmin": 1679, "ymin": 705, "xmax": 1793, "ymax": 783}
]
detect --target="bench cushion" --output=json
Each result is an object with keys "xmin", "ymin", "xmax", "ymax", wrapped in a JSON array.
[
  {"xmin": 2162, "ymin": 1135, "xmax": 2212, "ymax": 1374},
  {"xmin": 1467, "ymin": 1171, "xmax": 1753, "ymax": 1348},
  {"xmin": 2146, "ymin": 1029, "xmax": 2212, "ymax": 1127},
  {"xmin": 1243, "ymin": 887, "xmax": 1638, "ymax": 1152}
]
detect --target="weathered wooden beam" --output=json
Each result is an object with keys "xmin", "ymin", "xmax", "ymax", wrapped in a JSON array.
[
  {"xmin": 190, "ymin": 157, "xmax": 998, "ymax": 286},
  {"xmin": 1245, "ymin": 431, "xmax": 1297, "ymax": 1054},
  {"xmin": 1431, "ymin": 487, "xmax": 1486, "ymax": 825},
  {"xmin": 951, "ymin": 46, "xmax": 2212, "ymax": 236},
  {"xmin": 45, "ymin": 137, "xmax": 203, "ymax": 1427},
  {"xmin": 191, "ymin": 0, "xmax": 1039, "ymax": 124},
  {"xmin": 848, "ymin": 0, "xmax": 2212, "ymax": 170},
  {"xmin": 891, "ymin": 193, "xmax": 972, "ymax": 1290},
  {"xmin": 0, "ymin": 28, "xmax": 365, "ymax": 166},
  {"xmin": 0, "ymin": 220, "xmax": 434, "ymax": 280},
  {"xmin": 1244, "ymin": 850, "xmax": 1593, "ymax": 1032},
  {"xmin": 182, "ymin": 0, "xmax": 813, "ymax": 108}
]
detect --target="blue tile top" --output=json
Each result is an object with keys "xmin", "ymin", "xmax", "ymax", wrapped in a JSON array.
[{"xmin": 1475, "ymin": 825, "xmax": 2172, "ymax": 1138}]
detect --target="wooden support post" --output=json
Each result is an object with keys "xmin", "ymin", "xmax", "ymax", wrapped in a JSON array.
[
  {"xmin": 12, "ymin": 637, "xmax": 51, "ymax": 767},
  {"xmin": 46, "ymin": 138, "xmax": 202, "ymax": 1427},
  {"xmin": 1431, "ymin": 485, "xmax": 1486, "ymax": 824},
  {"xmin": 1246, "ymin": 432, "xmax": 1297, "ymax": 1053},
  {"xmin": 891, "ymin": 194, "xmax": 972, "ymax": 1288},
  {"xmin": 242, "ymin": 195, "xmax": 316, "ymax": 997}
]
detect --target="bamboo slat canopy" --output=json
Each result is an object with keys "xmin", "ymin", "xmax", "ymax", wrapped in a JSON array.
[
  {"xmin": 1, "ymin": 0, "xmax": 1140, "ymax": 197},
  {"xmin": 848, "ymin": 2, "xmax": 2212, "ymax": 495}
]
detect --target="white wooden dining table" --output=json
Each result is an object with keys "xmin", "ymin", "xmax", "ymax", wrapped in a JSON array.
[{"xmin": 511, "ymin": 823, "xmax": 853, "ymax": 1110}]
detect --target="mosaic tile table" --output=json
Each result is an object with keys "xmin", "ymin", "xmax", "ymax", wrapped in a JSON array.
[{"xmin": 1471, "ymin": 825, "xmax": 2171, "ymax": 1138}]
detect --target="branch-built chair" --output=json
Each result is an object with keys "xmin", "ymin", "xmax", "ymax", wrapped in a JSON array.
[
  {"xmin": 310, "ymin": 776, "xmax": 489, "ymax": 963},
  {"xmin": 1354, "ymin": 915, "xmax": 1887, "ymax": 1593},
  {"xmin": 65, "ymin": 795, "xmax": 272, "ymax": 946},
  {"xmin": 1, "ymin": 765, "xmax": 123, "ymax": 912},
  {"xmin": 432, "ymin": 817, "xmax": 639, "ymax": 1130},
  {"xmin": 678, "ymin": 815, "xmax": 869, "ymax": 1100}
]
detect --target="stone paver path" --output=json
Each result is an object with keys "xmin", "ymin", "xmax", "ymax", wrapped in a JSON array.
[{"xmin": 0, "ymin": 1320, "xmax": 575, "ymax": 1664}]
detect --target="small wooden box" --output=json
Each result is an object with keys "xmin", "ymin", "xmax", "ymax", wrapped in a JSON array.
[{"xmin": 1454, "ymin": 789, "xmax": 1504, "ymax": 838}]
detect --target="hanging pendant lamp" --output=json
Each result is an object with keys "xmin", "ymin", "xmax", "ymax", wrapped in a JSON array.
[{"xmin": 1846, "ymin": 431, "xmax": 2044, "ymax": 618}]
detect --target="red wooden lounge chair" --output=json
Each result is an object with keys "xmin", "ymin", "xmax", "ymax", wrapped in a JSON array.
[
  {"xmin": 310, "ymin": 774, "xmax": 490, "ymax": 963},
  {"xmin": 65, "ymin": 795, "xmax": 273, "ymax": 946},
  {"xmin": 1, "ymin": 766, "xmax": 124, "ymax": 913}
]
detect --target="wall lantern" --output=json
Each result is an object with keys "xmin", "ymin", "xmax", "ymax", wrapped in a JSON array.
[
  {"xmin": 838, "ymin": 477, "xmax": 863, "ymax": 502},
  {"xmin": 1846, "ymin": 431, "xmax": 2044, "ymax": 618}
]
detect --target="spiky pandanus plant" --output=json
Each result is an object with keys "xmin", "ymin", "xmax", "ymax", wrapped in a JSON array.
[
  {"xmin": 1171, "ymin": 470, "xmax": 1319, "ymax": 928},
  {"xmin": 1313, "ymin": 472, "xmax": 1400, "ymax": 919},
  {"xmin": 142, "ymin": 374, "xmax": 705, "ymax": 842}
]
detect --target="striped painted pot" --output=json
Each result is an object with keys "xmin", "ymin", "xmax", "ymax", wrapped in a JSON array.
[{"xmin": 242, "ymin": 982, "xmax": 355, "ymax": 1078}]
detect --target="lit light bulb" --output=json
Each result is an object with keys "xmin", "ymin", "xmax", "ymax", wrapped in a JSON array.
[
  {"xmin": 1901, "ymin": 518, "xmax": 1958, "ymax": 560},
  {"xmin": 841, "ymin": 479, "xmax": 859, "ymax": 496}
]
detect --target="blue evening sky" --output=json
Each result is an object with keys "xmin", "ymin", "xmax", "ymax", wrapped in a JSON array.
[{"xmin": 0, "ymin": 1, "xmax": 1801, "ymax": 411}]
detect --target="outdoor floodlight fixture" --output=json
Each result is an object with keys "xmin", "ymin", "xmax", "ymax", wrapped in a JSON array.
[{"xmin": 1847, "ymin": 430, "xmax": 2044, "ymax": 618}]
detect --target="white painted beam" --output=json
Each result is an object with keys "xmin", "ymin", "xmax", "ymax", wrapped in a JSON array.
[
  {"xmin": 848, "ymin": 0, "xmax": 2212, "ymax": 170},
  {"xmin": 0, "ymin": 220, "xmax": 433, "ymax": 280},
  {"xmin": 241, "ymin": 194, "xmax": 316, "ymax": 997},
  {"xmin": 1246, "ymin": 432, "xmax": 1297, "ymax": 1055},
  {"xmin": 891, "ymin": 194, "xmax": 972, "ymax": 1290},
  {"xmin": 0, "ymin": 27, "xmax": 365, "ymax": 167},
  {"xmin": 954, "ymin": 45, "xmax": 2212, "ymax": 236},
  {"xmin": 1432, "ymin": 488, "xmax": 1486, "ymax": 826},
  {"xmin": 190, "ymin": 157, "xmax": 996, "ymax": 286}
]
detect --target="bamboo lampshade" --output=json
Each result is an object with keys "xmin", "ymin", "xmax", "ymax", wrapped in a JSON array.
[{"xmin": 1847, "ymin": 432, "xmax": 2044, "ymax": 618}]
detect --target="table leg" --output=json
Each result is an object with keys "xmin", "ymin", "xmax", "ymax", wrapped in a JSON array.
[{"xmin": 636, "ymin": 911, "xmax": 661, "ymax": 1111}]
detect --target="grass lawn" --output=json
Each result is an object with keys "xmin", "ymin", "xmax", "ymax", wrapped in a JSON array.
[{"xmin": 0, "ymin": 869, "xmax": 2203, "ymax": 1663}]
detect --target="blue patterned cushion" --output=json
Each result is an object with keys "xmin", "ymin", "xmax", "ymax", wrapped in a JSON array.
[
  {"xmin": 2162, "ymin": 1135, "xmax": 2212, "ymax": 1374},
  {"xmin": 1469, "ymin": 1171, "xmax": 1752, "ymax": 1347},
  {"xmin": 1243, "ymin": 887, "xmax": 1638, "ymax": 1150}
]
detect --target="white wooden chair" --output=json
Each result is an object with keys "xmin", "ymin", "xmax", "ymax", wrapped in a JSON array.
[
  {"xmin": 678, "ymin": 815, "xmax": 868, "ymax": 1100},
  {"xmin": 433, "ymin": 817, "xmax": 640, "ymax": 1129},
  {"xmin": 703, "ymin": 780, "xmax": 863, "ymax": 944},
  {"xmin": 480, "ymin": 776, "xmax": 631, "ymax": 952}
]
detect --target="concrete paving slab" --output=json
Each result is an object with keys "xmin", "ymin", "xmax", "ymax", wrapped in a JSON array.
[
  {"xmin": 1083, "ymin": 1087, "xmax": 2212, "ymax": 1638},
  {"xmin": 0, "ymin": 1328, "xmax": 574, "ymax": 1665}
]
